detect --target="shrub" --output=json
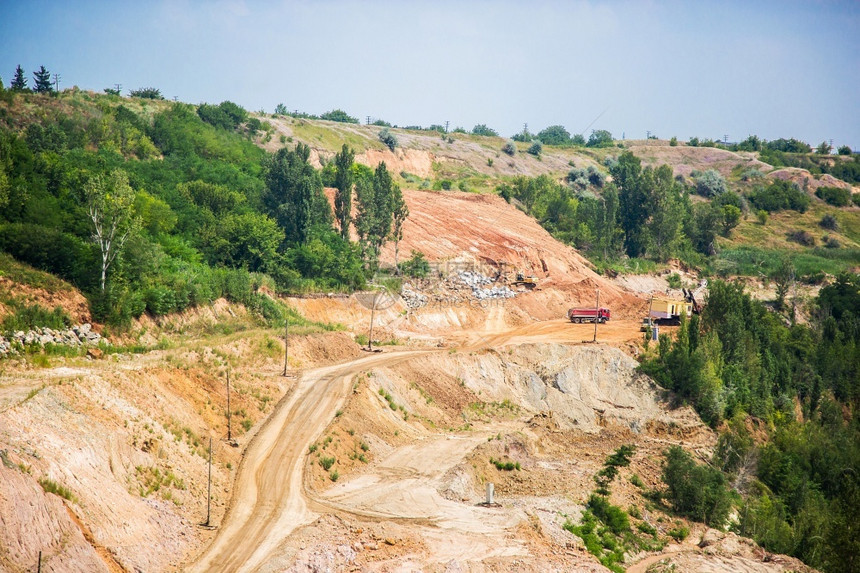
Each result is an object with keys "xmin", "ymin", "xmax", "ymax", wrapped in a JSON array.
[
  {"xmin": 756, "ymin": 210, "xmax": 768, "ymax": 225},
  {"xmin": 490, "ymin": 457, "xmax": 520, "ymax": 471},
  {"xmin": 587, "ymin": 494, "xmax": 629, "ymax": 535},
  {"xmin": 668, "ymin": 526, "xmax": 689, "ymax": 541},
  {"xmin": 527, "ymin": 141, "xmax": 542, "ymax": 156},
  {"xmin": 39, "ymin": 477, "xmax": 76, "ymax": 502},
  {"xmin": 319, "ymin": 456, "xmax": 336, "ymax": 470},
  {"xmin": 401, "ymin": 250, "xmax": 430, "ymax": 277},
  {"xmin": 837, "ymin": 145, "xmax": 852, "ymax": 155},
  {"xmin": 378, "ymin": 128, "xmax": 397, "ymax": 151},
  {"xmin": 815, "ymin": 186, "xmax": 851, "ymax": 207},
  {"xmin": 695, "ymin": 170, "xmax": 727, "ymax": 197},
  {"xmin": 787, "ymin": 230, "xmax": 815, "ymax": 246},
  {"xmin": 129, "ymin": 87, "xmax": 164, "ymax": 100},
  {"xmin": 819, "ymin": 214, "xmax": 839, "ymax": 230},
  {"xmin": 329, "ymin": 470, "xmax": 339, "ymax": 481},
  {"xmin": 748, "ymin": 180, "xmax": 810, "ymax": 213},
  {"xmin": 666, "ymin": 273, "xmax": 682, "ymax": 289},
  {"xmin": 501, "ymin": 141, "xmax": 516, "ymax": 156},
  {"xmin": 471, "ymin": 124, "xmax": 498, "ymax": 137},
  {"xmin": 669, "ymin": 136, "xmax": 678, "ymax": 146},
  {"xmin": 824, "ymin": 235, "xmax": 841, "ymax": 249},
  {"xmin": 320, "ymin": 109, "xmax": 359, "ymax": 124}
]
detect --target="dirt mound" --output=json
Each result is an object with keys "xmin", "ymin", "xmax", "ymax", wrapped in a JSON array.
[
  {"xmin": 768, "ymin": 166, "xmax": 855, "ymax": 192},
  {"xmin": 627, "ymin": 142, "xmax": 772, "ymax": 180},
  {"xmin": 379, "ymin": 188, "xmax": 642, "ymax": 314},
  {"xmin": 0, "ymin": 275, "xmax": 91, "ymax": 325}
]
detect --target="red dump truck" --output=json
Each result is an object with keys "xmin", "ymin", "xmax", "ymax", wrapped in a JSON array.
[{"xmin": 567, "ymin": 307, "xmax": 611, "ymax": 324}]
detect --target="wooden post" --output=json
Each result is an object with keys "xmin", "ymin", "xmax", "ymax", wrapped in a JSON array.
[
  {"xmin": 592, "ymin": 288, "xmax": 600, "ymax": 343},
  {"xmin": 367, "ymin": 292, "xmax": 377, "ymax": 351},
  {"xmin": 285, "ymin": 314, "xmax": 289, "ymax": 374},
  {"xmin": 37, "ymin": 551, "xmax": 41, "ymax": 573},
  {"xmin": 205, "ymin": 437, "xmax": 212, "ymax": 526},
  {"xmin": 226, "ymin": 371, "xmax": 231, "ymax": 442}
]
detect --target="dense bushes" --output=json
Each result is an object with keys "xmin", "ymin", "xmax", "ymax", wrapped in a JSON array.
[
  {"xmin": 747, "ymin": 179, "xmax": 810, "ymax": 213},
  {"xmin": 197, "ymin": 101, "xmax": 247, "ymax": 130},
  {"xmin": 815, "ymin": 185, "xmax": 851, "ymax": 207},
  {"xmin": 661, "ymin": 446, "xmax": 732, "ymax": 528}
]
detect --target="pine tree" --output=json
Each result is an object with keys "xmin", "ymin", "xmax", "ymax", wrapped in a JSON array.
[
  {"xmin": 32, "ymin": 66, "xmax": 52, "ymax": 93},
  {"xmin": 10, "ymin": 65, "xmax": 27, "ymax": 91}
]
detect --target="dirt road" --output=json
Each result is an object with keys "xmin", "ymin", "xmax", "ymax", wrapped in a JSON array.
[{"xmin": 189, "ymin": 350, "xmax": 428, "ymax": 573}]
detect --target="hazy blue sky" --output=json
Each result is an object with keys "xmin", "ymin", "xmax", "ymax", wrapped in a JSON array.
[{"xmin": 2, "ymin": 0, "xmax": 858, "ymax": 148}]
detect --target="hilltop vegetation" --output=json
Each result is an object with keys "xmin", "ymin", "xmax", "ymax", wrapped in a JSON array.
[{"xmin": 0, "ymin": 86, "xmax": 405, "ymax": 327}]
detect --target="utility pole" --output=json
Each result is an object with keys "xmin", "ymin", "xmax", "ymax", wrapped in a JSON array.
[
  {"xmin": 592, "ymin": 289, "xmax": 600, "ymax": 343},
  {"xmin": 366, "ymin": 115, "xmax": 371, "ymax": 125},
  {"xmin": 226, "ymin": 371, "xmax": 231, "ymax": 442},
  {"xmin": 445, "ymin": 120, "xmax": 449, "ymax": 133},
  {"xmin": 52, "ymin": 73, "xmax": 60, "ymax": 92},
  {"xmin": 284, "ymin": 312, "xmax": 290, "ymax": 376},
  {"xmin": 724, "ymin": 134, "xmax": 729, "ymax": 145},
  {"xmin": 646, "ymin": 130, "xmax": 651, "ymax": 140},
  {"xmin": 204, "ymin": 437, "xmax": 212, "ymax": 526},
  {"xmin": 523, "ymin": 123, "xmax": 528, "ymax": 135},
  {"xmin": 114, "ymin": 83, "xmax": 122, "ymax": 94}
]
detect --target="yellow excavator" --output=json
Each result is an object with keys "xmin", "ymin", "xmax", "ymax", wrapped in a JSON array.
[{"xmin": 512, "ymin": 272, "xmax": 538, "ymax": 289}]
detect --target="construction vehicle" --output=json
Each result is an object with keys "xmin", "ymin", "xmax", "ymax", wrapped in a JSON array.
[
  {"xmin": 512, "ymin": 272, "xmax": 538, "ymax": 289},
  {"xmin": 648, "ymin": 297, "xmax": 694, "ymax": 326},
  {"xmin": 568, "ymin": 307, "xmax": 611, "ymax": 324},
  {"xmin": 645, "ymin": 280, "xmax": 707, "ymax": 326}
]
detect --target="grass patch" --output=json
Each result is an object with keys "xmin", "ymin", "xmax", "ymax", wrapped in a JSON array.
[
  {"xmin": 715, "ymin": 246, "xmax": 860, "ymax": 277},
  {"xmin": 135, "ymin": 465, "xmax": 186, "ymax": 497},
  {"xmin": 0, "ymin": 253, "xmax": 74, "ymax": 293},
  {"xmin": 489, "ymin": 457, "xmax": 521, "ymax": 471},
  {"xmin": 39, "ymin": 477, "xmax": 77, "ymax": 502}
]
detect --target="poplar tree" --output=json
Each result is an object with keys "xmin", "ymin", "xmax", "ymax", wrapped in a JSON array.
[{"xmin": 333, "ymin": 144, "xmax": 354, "ymax": 240}]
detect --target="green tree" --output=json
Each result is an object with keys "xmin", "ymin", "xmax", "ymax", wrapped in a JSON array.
[
  {"xmin": 390, "ymin": 184, "xmax": 409, "ymax": 274},
  {"xmin": 643, "ymin": 164, "xmax": 684, "ymax": 261},
  {"xmin": 355, "ymin": 162, "xmax": 395, "ymax": 269},
  {"xmin": 537, "ymin": 125, "xmax": 571, "ymax": 146},
  {"xmin": 816, "ymin": 141, "xmax": 832, "ymax": 155},
  {"xmin": 586, "ymin": 129, "xmax": 613, "ymax": 148},
  {"xmin": 32, "ymin": 65, "xmax": 52, "ymax": 93},
  {"xmin": 611, "ymin": 151, "xmax": 649, "ymax": 257},
  {"xmin": 837, "ymin": 145, "xmax": 852, "ymax": 156},
  {"xmin": 662, "ymin": 445, "xmax": 732, "ymax": 528},
  {"xmin": 84, "ymin": 169, "xmax": 139, "ymax": 291},
  {"xmin": 772, "ymin": 258, "xmax": 796, "ymax": 312},
  {"xmin": 129, "ymin": 87, "xmax": 164, "ymax": 99},
  {"xmin": 274, "ymin": 103, "xmax": 288, "ymax": 115},
  {"xmin": 333, "ymin": 144, "xmax": 355, "ymax": 240},
  {"xmin": 527, "ymin": 141, "xmax": 542, "ymax": 156},
  {"xmin": 10, "ymin": 65, "xmax": 27, "ymax": 91},
  {"xmin": 264, "ymin": 143, "xmax": 321, "ymax": 244},
  {"xmin": 721, "ymin": 205, "xmax": 742, "ymax": 236},
  {"xmin": 471, "ymin": 124, "xmax": 498, "ymax": 137}
]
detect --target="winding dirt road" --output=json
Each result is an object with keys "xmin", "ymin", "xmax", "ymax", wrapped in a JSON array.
[{"xmin": 189, "ymin": 350, "xmax": 428, "ymax": 573}]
